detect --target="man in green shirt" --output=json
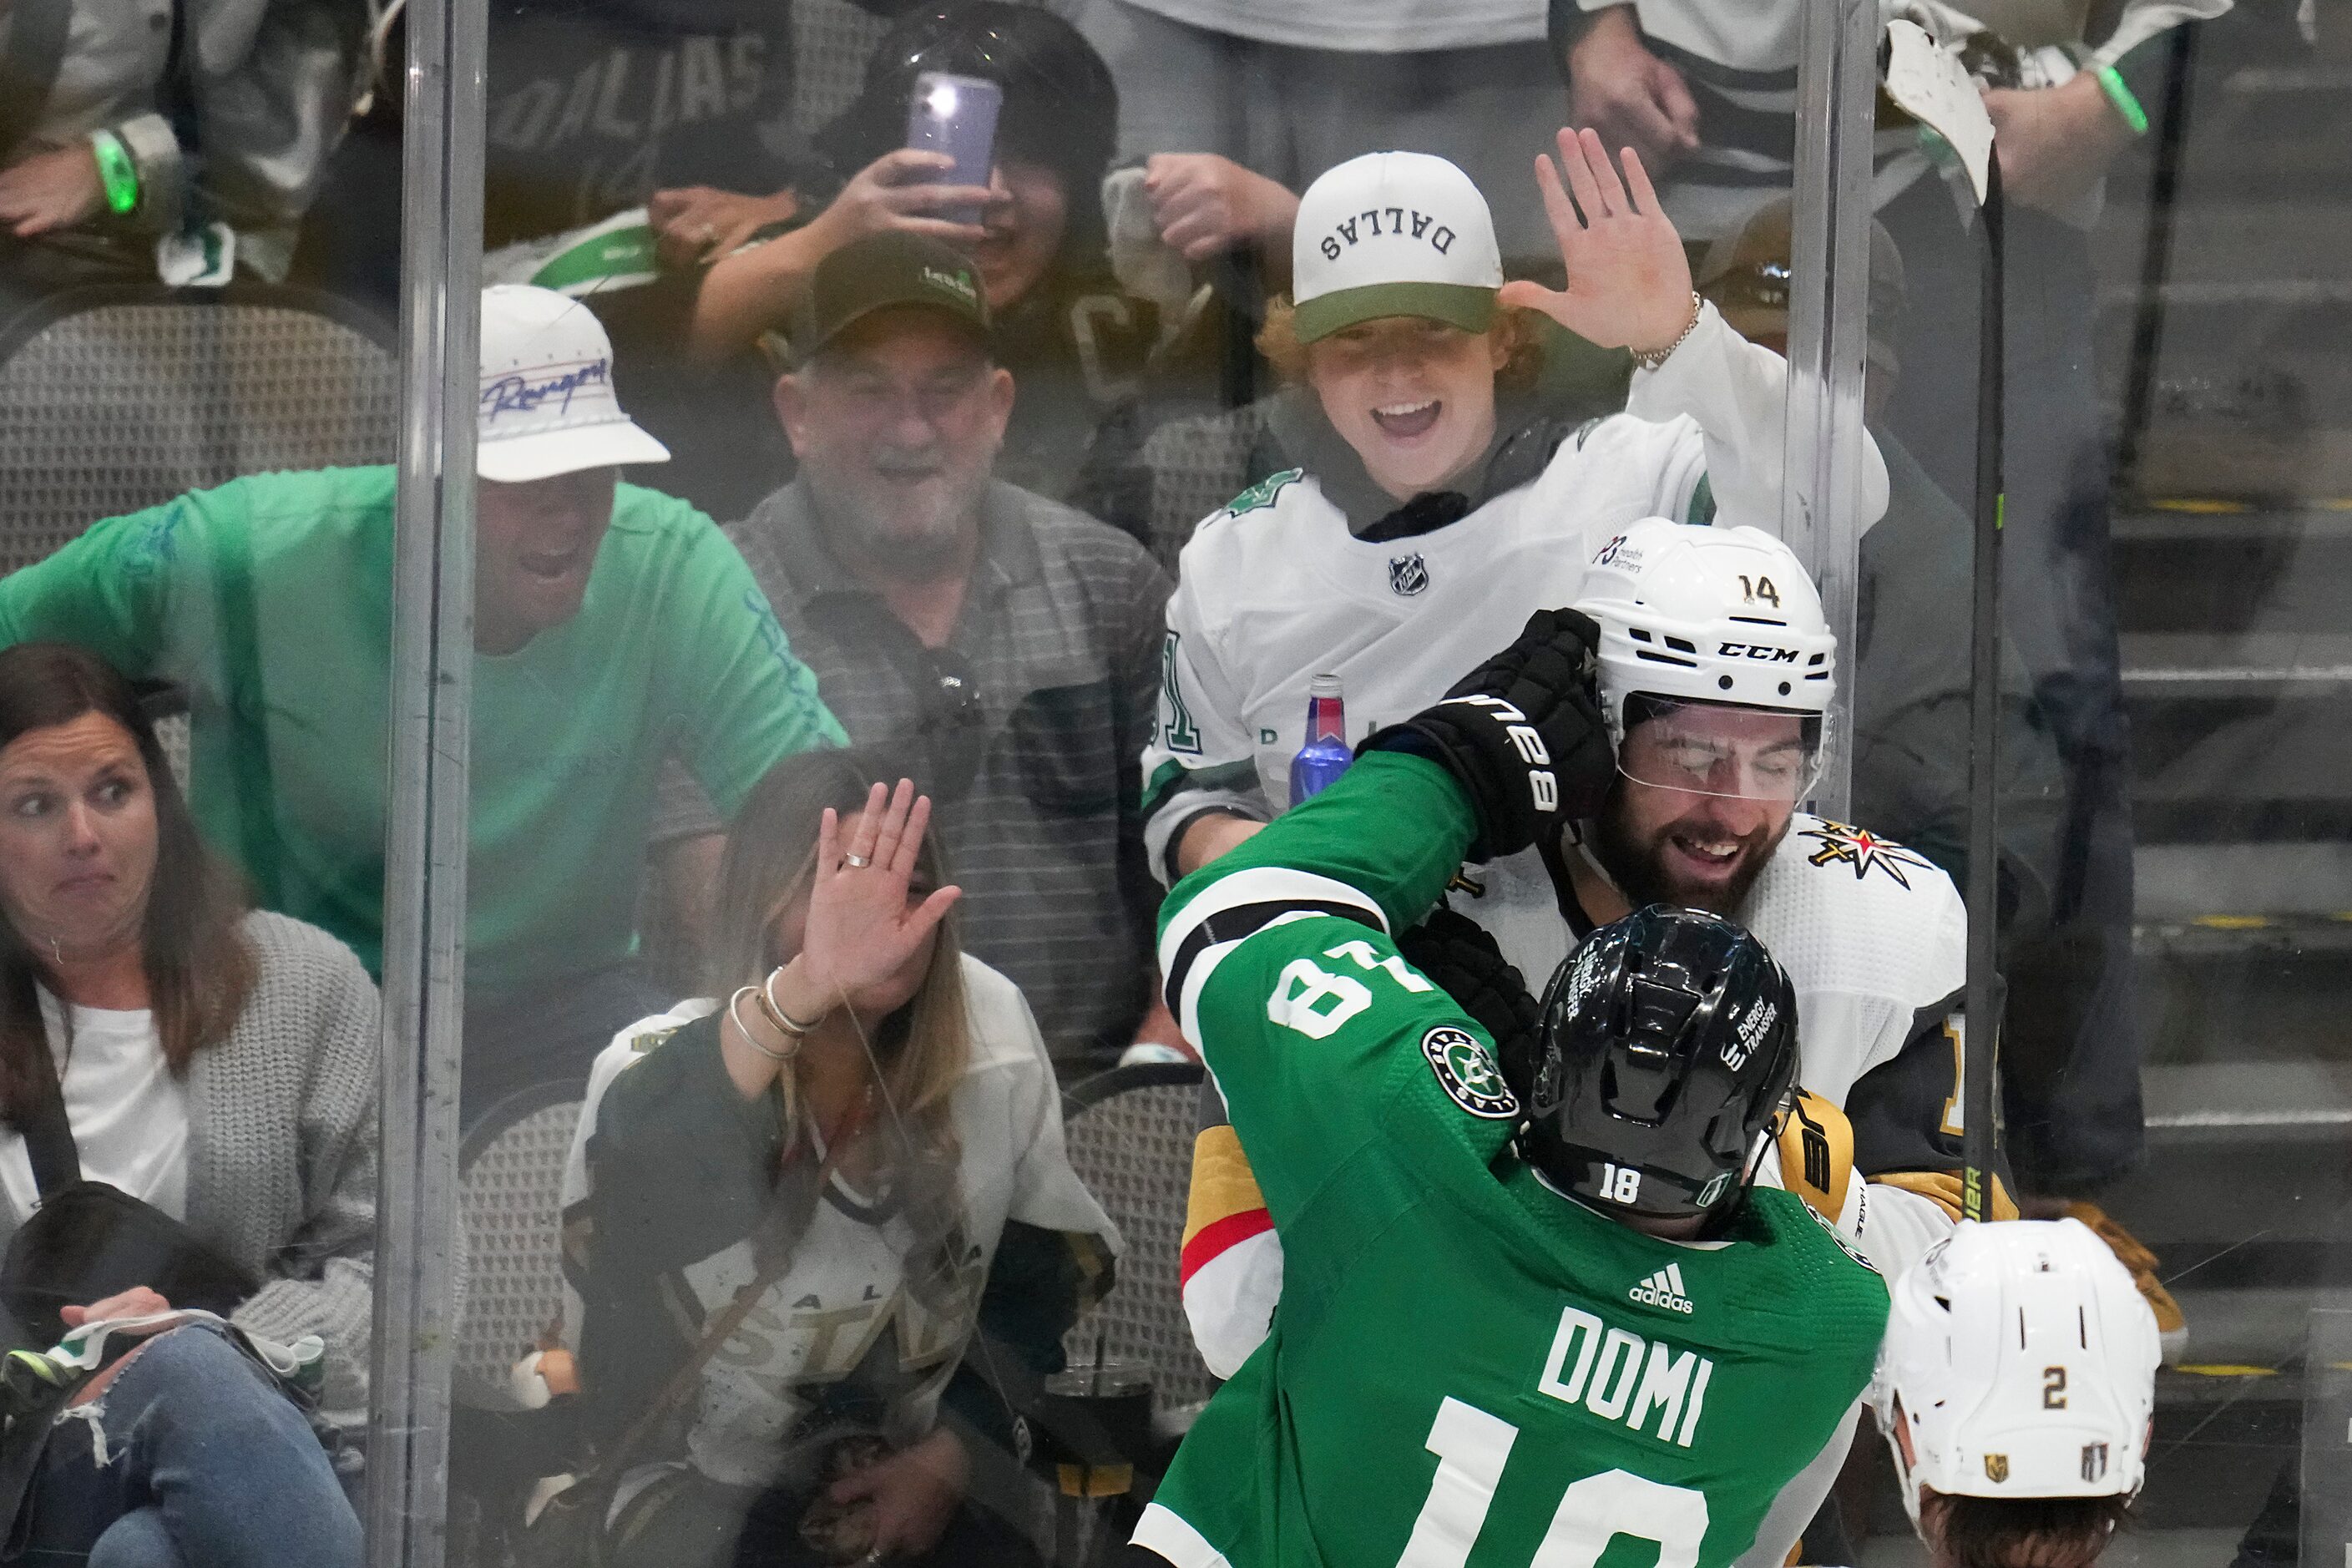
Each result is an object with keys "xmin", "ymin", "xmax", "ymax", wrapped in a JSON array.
[{"xmin": 0, "ymin": 285, "xmax": 845, "ymax": 1107}]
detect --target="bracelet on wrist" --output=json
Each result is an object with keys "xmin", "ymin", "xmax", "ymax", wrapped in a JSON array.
[
  {"xmin": 2094, "ymin": 65, "xmax": 2149, "ymax": 136},
  {"xmin": 1631, "ymin": 291, "xmax": 1704, "ymax": 372},
  {"xmin": 89, "ymin": 130, "xmax": 139, "ymax": 216},
  {"xmin": 728, "ymin": 986, "xmax": 800, "ymax": 1063},
  {"xmin": 761, "ymin": 967, "xmax": 826, "ymax": 1037}
]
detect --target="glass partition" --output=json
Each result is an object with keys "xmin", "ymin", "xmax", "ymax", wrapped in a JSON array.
[{"xmin": 1, "ymin": 0, "xmax": 2340, "ymax": 1562}]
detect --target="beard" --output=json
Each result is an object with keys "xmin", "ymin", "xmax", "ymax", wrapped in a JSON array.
[
  {"xmin": 803, "ymin": 453, "xmax": 991, "ymax": 579},
  {"xmin": 1587, "ymin": 795, "xmax": 1788, "ymax": 918}
]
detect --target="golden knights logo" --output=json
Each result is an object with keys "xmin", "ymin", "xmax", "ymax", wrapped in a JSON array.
[
  {"xmin": 1388, "ymin": 552, "xmax": 1429, "ymax": 597},
  {"xmin": 1984, "ymin": 1454, "xmax": 2011, "ymax": 1483},
  {"xmin": 1798, "ymin": 820, "xmax": 1934, "ymax": 889}
]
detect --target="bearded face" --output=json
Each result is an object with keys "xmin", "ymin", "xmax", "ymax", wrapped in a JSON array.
[{"xmin": 1589, "ymin": 704, "xmax": 1809, "ymax": 915}]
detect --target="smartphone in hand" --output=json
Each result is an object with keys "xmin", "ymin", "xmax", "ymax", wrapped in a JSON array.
[{"xmin": 905, "ymin": 71, "xmax": 1002, "ymax": 227}]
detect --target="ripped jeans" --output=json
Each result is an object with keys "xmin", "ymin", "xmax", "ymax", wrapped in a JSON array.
[{"xmin": 8, "ymin": 1323, "xmax": 361, "ymax": 1567}]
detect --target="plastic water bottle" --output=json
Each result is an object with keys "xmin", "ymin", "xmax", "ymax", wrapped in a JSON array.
[{"xmin": 1288, "ymin": 675, "xmax": 1352, "ymax": 806}]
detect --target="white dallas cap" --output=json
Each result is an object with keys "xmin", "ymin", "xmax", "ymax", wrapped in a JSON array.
[
  {"xmin": 476, "ymin": 284, "xmax": 670, "ymax": 483},
  {"xmin": 1290, "ymin": 151, "xmax": 1503, "ymax": 345}
]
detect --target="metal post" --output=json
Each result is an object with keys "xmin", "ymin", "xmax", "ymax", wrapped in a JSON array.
[
  {"xmin": 364, "ymin": 0, "xmax": 484, "ymax": 1550},
  {"xmin": 1782, "ymin": 0, "xmax": 1879, "ymax": 822},
  {"xmin": 1961, "ymin": 159, "xmax": 2005, "ymax": 1220}
]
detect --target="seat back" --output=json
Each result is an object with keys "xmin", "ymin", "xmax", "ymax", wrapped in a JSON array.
[
  {"xmin": 1135, "ymin": 403, "xmax": 1269, "ymax": 575},
  {"xmin": 453, "ymin": 1080, "xmax": 588, "ymax": 1410},
  {"xmin": 789, "ymin": 0, "xmax": 898, "ymax": 139},
  {"xmin": 1060, "ymin": 1061, "xmax": 1218, "ymax": 1412},
  {"xmin": 0, "ymin": 286, "xmax": 397, "ymax": 574}
]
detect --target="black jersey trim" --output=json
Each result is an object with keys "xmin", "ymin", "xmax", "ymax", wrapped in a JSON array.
[{"xmin": 1165, "ymin": 899, "xmax": 1383, "ymax": 1011}]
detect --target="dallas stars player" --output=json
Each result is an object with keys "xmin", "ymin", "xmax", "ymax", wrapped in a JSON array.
[
  {"xmin": 1183, "ymin": 524, "xmax": 2015, "ymax": 1396},
  {"xmin": 1130, "ymin": 609, "xmax": 1889, "ymax": 1568}
]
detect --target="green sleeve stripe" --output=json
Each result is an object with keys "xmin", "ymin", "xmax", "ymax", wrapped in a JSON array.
[{"xmin": 1142, "ymin": 756, "xmax": 1260, "ymax": 818}]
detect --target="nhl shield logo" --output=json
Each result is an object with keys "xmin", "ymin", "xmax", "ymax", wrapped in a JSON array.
[
  {"xmin": 2081, "ymin": 1444, "xmax": 2109, "ymax": 1483},
  {"xmin": 1984, "ymin": 1454, "xmax": 2011, "ymax": 1484},
  {"xmin": 1388, "ymin": 553, "xmax": 1430, "ymax": 597}
]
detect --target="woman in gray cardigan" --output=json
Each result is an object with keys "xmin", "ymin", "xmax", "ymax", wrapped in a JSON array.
[{"xmin": 0, "ymin": 642, "xmax": 373, "ymax": 1567}]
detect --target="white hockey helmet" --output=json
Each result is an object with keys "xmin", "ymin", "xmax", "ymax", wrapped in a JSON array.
[
  {"xmin": 1572, "ymin": 520, "xmax": 1838, "ymax": 798},
  {"xmin": 1872, "ymin": 1219, "xmax": 2161, "ymax": 1535}
]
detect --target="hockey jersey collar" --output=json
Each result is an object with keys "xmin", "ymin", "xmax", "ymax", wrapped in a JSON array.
[{"xmin": 1258, "ymin": 387, "xmax": 1572, "ymax": 541}]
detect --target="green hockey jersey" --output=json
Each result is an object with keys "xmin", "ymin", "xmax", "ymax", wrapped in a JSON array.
[{"xmin": 1140, "ymin": 751, "xmax": 1889, "ymax": 1568}]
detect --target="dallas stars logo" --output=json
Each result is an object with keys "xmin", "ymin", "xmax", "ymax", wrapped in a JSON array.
[
  {"xmin": 1222, "ymin": 468, "xmax": 1302, "ymax": 518},
  {"xmin": 1420, "ymin": 1026, "xmax": 1520, "ymax": 1120},
  {"xmin": 1798, "ymin": 820, "xmax": 1933, "ymax": 889}
]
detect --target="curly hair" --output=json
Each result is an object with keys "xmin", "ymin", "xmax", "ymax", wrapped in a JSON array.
[
  {"xmin": 1253, "ymin": 296, "xmax": 1550, "ymax": 391},
  {"xmin": 1927, "ymin": 1490, "xmax": 2132, "ymax": 1568}
]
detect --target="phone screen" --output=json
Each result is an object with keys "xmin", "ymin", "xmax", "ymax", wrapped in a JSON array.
[{"xmin": 904, "ymin": 72, "xmax": 1003, "ymax": 227}]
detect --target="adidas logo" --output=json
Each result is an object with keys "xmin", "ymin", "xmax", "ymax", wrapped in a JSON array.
[{"xmin": 1629, "ymin": 1263, "xmax": 1694, "ymax": 1315}]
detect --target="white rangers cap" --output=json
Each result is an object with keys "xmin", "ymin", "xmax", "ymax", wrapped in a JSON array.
[
  {"xmin": 475, "ymin": 284, "xmax": 670, "ymax": 483},
  {"xmin": 1289, "ymin": 151, "xmax": 1503, "ymax": 345}
]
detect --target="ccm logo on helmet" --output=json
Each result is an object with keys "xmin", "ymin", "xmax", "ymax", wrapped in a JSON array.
[
  {"xmin": 1459, "ymin": 695, "xmax": 1559, "ymax": 812},
  {"xmin": 1717, "ymin": 643, "xmax": 1801, "ymax": 663}
]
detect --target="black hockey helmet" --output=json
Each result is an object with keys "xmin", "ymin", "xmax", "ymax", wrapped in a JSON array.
[{"xmin": 1525, "ymin": 904, "xmax": 1799, "ymax": 1226}]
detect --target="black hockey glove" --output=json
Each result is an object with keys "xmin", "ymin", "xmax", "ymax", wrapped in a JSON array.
[
  {"xmin": 1397, "ymin": 906, "xmax": 1542, "ymax": 1105},
  {"xmin": 1361, "ymin": 608, "xmax": 1615, "ymax": 861}
]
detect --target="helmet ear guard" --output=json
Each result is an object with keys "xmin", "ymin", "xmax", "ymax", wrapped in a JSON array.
[{"xmin": 1523, "ymin": 905, "xmax": 1800, "ymax": 1226}]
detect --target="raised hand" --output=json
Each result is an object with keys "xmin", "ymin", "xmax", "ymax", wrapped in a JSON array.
[
  {"xmin": 797, "ymin": 779, "xmax": 963, "ymax": 1013},
  {"xmin": 1565, "ymin": 8, "xmax": 1701, "ymax": 175},
  {"xmin": 809, "ymin": 149, "xmax": 992, "ymax": 254},
  {"xmin": 1143, "ymin": 154, "xmax": 1301, "ymax": 263},
  {"xmin": 1497, "ymin": 128, "xmax": 1694, "ymax": 357}
]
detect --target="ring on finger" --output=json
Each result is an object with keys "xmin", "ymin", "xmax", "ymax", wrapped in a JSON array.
[{"xmin": 843, "ymin": 852, "xmax": 873, "ymax": 869}]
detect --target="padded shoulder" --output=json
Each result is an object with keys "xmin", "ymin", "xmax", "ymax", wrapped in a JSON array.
[{"xmin": 1775, "ymin": 1088, "xmax": 1855, "ymax": 1226}]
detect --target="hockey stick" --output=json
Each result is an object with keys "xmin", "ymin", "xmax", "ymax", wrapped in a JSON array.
[{"xmin": 1881, "ymin": 23, "xmax": 2004, "ymax": 1222}]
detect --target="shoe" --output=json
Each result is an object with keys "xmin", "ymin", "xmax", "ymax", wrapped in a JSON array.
[{"xmin": 2066, "ymin": 1201, "xmax": 2188, "ymax": 1365}]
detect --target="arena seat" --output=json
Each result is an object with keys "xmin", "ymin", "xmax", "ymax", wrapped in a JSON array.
[
  {"xmin": 0, "ymin": 284, "xmax": 397, "ymax": 575},
  {"xmin": 1134, "ymin": 402, "xmax": 1270, "ymax": 576},
  {"xmin": 1060, "ymin": 1060, "xmax": 1218, "ymax": 1416},
  {"xmin": 448, "ymin": 1079, "xmax": 589, "ymax": 1564}
]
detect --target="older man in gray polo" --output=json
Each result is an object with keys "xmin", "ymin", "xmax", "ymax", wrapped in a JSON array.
[{"xmin": 655, "ymin": 231, "xmax": 1174, "ymax": 1069}]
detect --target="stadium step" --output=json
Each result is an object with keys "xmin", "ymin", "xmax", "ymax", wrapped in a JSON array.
[{"xmin": 2078, "ymin": 4, "xmax": 2349, "ymax": 1542}]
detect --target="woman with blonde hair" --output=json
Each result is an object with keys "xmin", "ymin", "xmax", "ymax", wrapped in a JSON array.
[{"xmin": 561, "ymin": 750, "xmax": 1115, "ymax": 1567}]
